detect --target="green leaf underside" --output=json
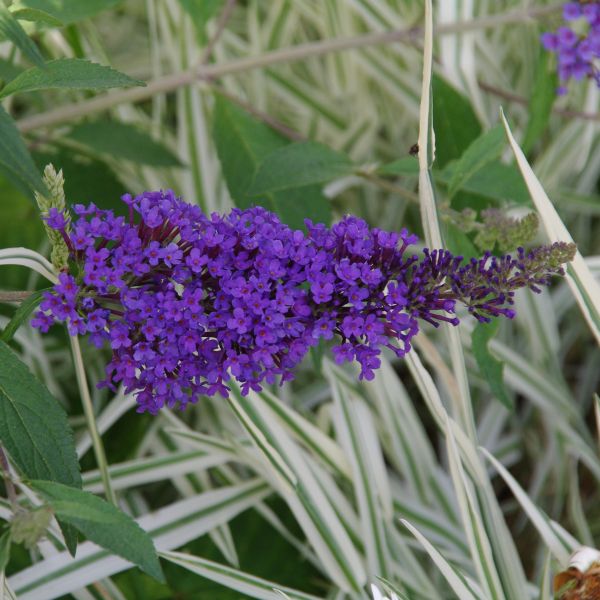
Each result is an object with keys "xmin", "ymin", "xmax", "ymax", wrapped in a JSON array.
[
  {"xmin": 213, "ymin": 95, "xmax": 331, "ymax": 229},
  {"xmin": 0, "ymin": 105, "xmax": 45, "ymax": 195},
  {"xmin": 471, "ymin": 321, "xmax": 513, "ymax": 410},
  {"xmin": 432, "ymin": 75, "xmax": 482, "ymax": 168},
  {"xmin": 30, "ymin": 480, "xmax": 165, "ymax": 582},
  {"xmin": 0, "ymin": 341, "xmax": 81, "ymax": 487},
  {"xmin": 0, "ymin": 289, "xmax": 48, "ymax": 343},
  {"xmin": 11, "ymin": 0, "xmax": 122, "ymax": 25},
  {"xmin": 0, "ymin": 58, "xmax": 145, "ymax": 98},
  {"xmin": 249, "ymin": 141, "xmax": 354, "ymax": 195},
  {"xmin": 68, "ymin": 120, "xmax": 183, "ymax": 167},
  {"xmin": 0, "ymin": 3, "xmax": 44, "ymax": 66},
  {"xmin": 447, "ymin": 125, "xmax": 506, "ymax": 198},
  {"xmin": 10, "ymin": 6, "xmax": 63, "ymax": 26}
]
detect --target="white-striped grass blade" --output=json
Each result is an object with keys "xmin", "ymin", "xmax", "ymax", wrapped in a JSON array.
[
  {"xmin": 400, "ymin": 519, "xmax": 482, "ymax": 600},
  {"xmin": 406, "ymin": 350, "xmax": 530, "ymax": 596},
  {"xmin": 229, "ymin": 389, "xmax": 367, "ymax": 592},
  {"xmin": 537, "ymin": 553, "xmax": 552, "ymax": 600},
  {"xmin": 81, "ymin": 449, "xmax": 232, "ymax": 493},
  {"xmin": 160, "ymin": 550, "xmax": 322, "ymax": 600},
  {"xmin": 365, "ymin": 356, "xmax": 438, "ymax": 508},
  {"xmin": 326, "ymin": 364, "xmax": 392, "ymax": 579},
  {"xmin": 9, "ymin": 480, "xmax": 269, "ymax": 600},
  {"xmin": 444, "ymin": 415, "xmax": 506, "ymax": 600},
  {"xmin": 256, "ymin": 388, "xmax": 352, "ymax": 479},
  {"xmin": 501, "ymin": 109, "xmax": 600, "ymax": 346},
  {"xmin": 480, "ymin": 448, "xmax": 573, "ymax": 565}
]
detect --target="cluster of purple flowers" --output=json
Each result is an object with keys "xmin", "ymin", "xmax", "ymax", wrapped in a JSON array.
[
  {"xmin": 541, "ymin": 2, "xmax": 600, "ymax": 94},
  {"xmin": 32, "ymin": 190, "xmax": 573, "ymax": 414}
]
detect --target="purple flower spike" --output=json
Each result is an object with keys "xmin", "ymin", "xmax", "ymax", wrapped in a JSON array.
[
  {"xmin": 32, "ymin": 190, "xmax": 574, "ymax": 414},
  {"xmin": 542, "ymin": 2, "xmax": 600, "ymax": 93}
]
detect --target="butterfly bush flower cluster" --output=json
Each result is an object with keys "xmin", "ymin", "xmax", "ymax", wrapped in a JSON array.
[
  {"xmin": 32, "ymin": 190, "xmax": 574, "ymax": 414},
  {"xmin": 541, "ymin": 1, "xmax": 600, "ymax": 94}
]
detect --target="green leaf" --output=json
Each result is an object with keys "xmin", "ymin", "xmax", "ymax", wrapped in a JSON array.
[
  {"xmin": 213, "ymin": 95, "xmax": 331, "ymax": 229},
  {"xmin": 376, "ymin": 156, "xmax": 419, "ymax": 176},
  {"xmin": 443, "ymin": 223, "xmax": 478, "ymax": 260},
  {"xmin": 30, "ymin": 480, "xmax": 165, "ymax": 583},
  {"xmin": 0, "ymin": 58, "xmax": 144, "ymax": 98},
  {"xmin": 521, "ymin": 51, "xmax": 557, "ymax": 155},
  {"xmin": 178, "ymin": 0, "xmax": 223, "ymax": 43},
  {"xmin": 0, "ymin": 341, "xmax": 82, "ymax": 489},
  {"xmin": 432, "ymin": 75, "xmax": 481, "ymax": 168},
  {"xmin": 435, "ymin": 162, "xmax": 531, "ymax": 206},
  {"xmin": 0, "ymin": 105, "xmax": 45, "ymax": 195},
  {"xmin": 471, "ymin": 321, "xmax": 513, "ymax": 410},
  {"xmin": 10, "ymin": 6, "xmax": 63, "ymax": 27},
  {"xmin": 67, "ymin": 120, "xmax": 183, "ymax": 167},
  {"xmin": 0, "ymin": 3, "xmax": 44, "ymax": 67},
  {"xmin": 249, "ymin": 141, "xmax": 354, "ymax": 195},
  {"xmin": 0, "ymin": 289, "xmax": 49, "ymax": 343},
  {"xmin": 11, "ymin": 0, "xmax": 122, "ymax": 25},
  {"xmin": 0, "ymin": 530, "xmax": 11, "ymax": 572},
  {"xmin": 447, "ymin": 125, "xmax": 505, "ymax": 199}
]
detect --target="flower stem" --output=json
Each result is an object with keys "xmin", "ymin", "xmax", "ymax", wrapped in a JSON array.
[{"xmin": 69, "ymin": 336, "xmax": 117, "ymax": 506}]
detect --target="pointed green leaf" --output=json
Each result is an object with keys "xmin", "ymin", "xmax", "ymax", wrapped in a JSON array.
[
  {"xmin": 9, "ymin": 6, "xmax": 63, "ymax": 27},
  {"xmin": 447, "ymin": 125, "xmax": 505, "ymax": 199},
  {"xmin": 30, "ymin": 480, "xmax": 165, "ymax": 583},
  {"xmin": 249, "ymin": 142, "xmax": 354, "ymax": 195},
  {"xmin": 68, "ymin": 120, "xmax": 183, "ymax": 167},
  {"xmin": 213, "ymin": 95, "xmax": 331, "ymax": 229},
  {"xmin": 432, "ymin": 75, "xmax": 481, "ymax": 168},
  {"xmin": 0, "ymin": 58, "xmax": 144, "ymax": 99},
  {"xmin": 0, "ymin": 3, "xmax": 44, "ymax": 67},
  {"xmin": 12, "ymin": 0, "xmax": 122, "ymax": 25},
  {"xmin": 0, "ymin": 341, "xmax": 81, "ymax": 489}
]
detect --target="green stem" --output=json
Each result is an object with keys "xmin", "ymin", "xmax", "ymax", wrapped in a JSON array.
[{"xmin": 69, "ymin": 336, "xmax": 117, "ymax": 506}]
